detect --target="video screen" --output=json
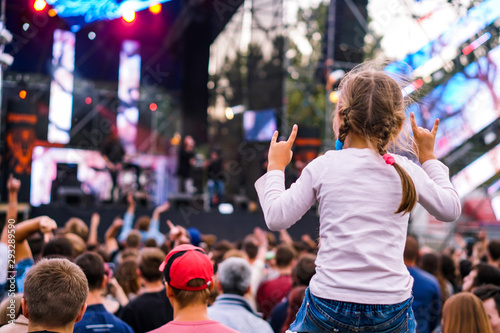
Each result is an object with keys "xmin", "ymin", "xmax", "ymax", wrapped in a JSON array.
[
  {"xmin": 385, "ymin": 0, "xmax": 500, "ymax": 78},
  {"xmin": 48, "ymin": 29, "xmax": 75, "ymax": 144},
  {"xmin": 243, "ymin": 109, "xmax": 278, "ymax": 142},
  {"xmin": 451, "ymin": 142, "xmax": 500, "ymax": 198},
  {"xmin": 409, "ymin": 44, "xmax": 500, "ymax": 158}
]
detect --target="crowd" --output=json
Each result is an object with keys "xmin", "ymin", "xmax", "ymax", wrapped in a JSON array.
[
  {"xmin": 0, "ymin": 174, "xmax": 499, "ymax": 333},
  {"xmin": 0, "ymin": 66, "xmax": 499, "ymax": 333}
]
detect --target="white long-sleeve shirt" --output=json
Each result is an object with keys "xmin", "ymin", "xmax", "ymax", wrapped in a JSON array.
[{"xmin": 255, "ymin": 148, "xmax": 461, "ymax": 304}]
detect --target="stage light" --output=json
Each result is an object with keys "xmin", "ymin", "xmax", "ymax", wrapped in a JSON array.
[
  {"xmin": 88, "ymin": 31, "xmax": 96, "ymax": 40},
  {"xmin": 48, "ymin": 8, "xmax": 57, "ymax": 17},
  {"xmin": 34, "ymin": 0, "xmax": 47, "ymax": 11},
  {"xmin": 85, "ymin": 97, "xmax": 92, "ymax": 105},
  {"xmin": 122, "ymin": 10, "xmax": 136, "ymax": 23},
  {"xmin": 329, "ymin": 91, "xmax": 339, "ymax": 104},
  {"xmin": 23, "ymin": 23, "xmax": 30, "ymax": 31},
  {"xmin": 462, "ymin": 32, "xmax": 491, "ymax": 56},
  {"xmin": 149, "ymin": 103, "xmax": 158, "ymax": 111},
  {"xmin": 149, "ymin": 2, "xmax": 162, "ymax": 15},
  {"xmin": 225, "ymin": 107, "xmax": 234, "ymax": 120},
  {"xmin": 19, "ymin": 90, "xmax": 27, "ymax": 99}
]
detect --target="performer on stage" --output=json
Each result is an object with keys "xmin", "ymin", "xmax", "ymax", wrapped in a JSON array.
[{"xmin": 101, "ymin": 127, "xmax": 125, "ymax": 201}]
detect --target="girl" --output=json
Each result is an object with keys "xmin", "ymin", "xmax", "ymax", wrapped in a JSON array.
[{"xmin": 255, "ymin": 67, "xmax": 461, "ymax": 332}]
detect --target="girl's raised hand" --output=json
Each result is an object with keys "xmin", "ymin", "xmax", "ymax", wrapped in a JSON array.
[
  {"xmin": 410, "ymin": 112, "xmax": 438, "ymax": 164},
  {"xmin": 267, "ymin": 124, "xmax": 298, "ymax": 171}
]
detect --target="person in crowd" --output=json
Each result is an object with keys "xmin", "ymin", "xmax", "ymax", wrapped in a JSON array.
[
  {"xmin": 118, "ymin": 192, "xmax": 170, "ymax": 245},
  {"xmin": 269, "ymin": 253, "xmax": 316, "ymax": 333},
  {"xmin": 462, "ymin": 263, "xmax": 500, "ymax": 292},
  {"xmin": 120, "ymin": 247, "xmax": 173, "ymax": 332},
  {"xmin": 440, "ymin": 254, "xmax": 458, "ymax": 295},
  {"xmin": 22, "ymin": 258, "xmax": 88, "ymax": 333},
  {"xmin": 208, "ymin": 257, "xmax": 273, "ymax": 333},
  {"xmin": 255, "ymin": 65, "xmax": 461, "ymax": 332},
  {"xmin": 281, "ymin": 286, "xmax": 307, "ymax": 333},
  {"xmin": 441, "ymin": 292, "xmax": 493, "ymax": 333},
  {"xmin": 150, "ymin": 244, "xmax": 238, "ymax": 332},
  {"xmin": 474, "ymin": 284, "xmax": 500, "ymax": 333},
  {"xmin": 41, "ymin": 236, "xmax": 75, "ymax": 260},
  {"xmin": 488, "ymin": 239, "xmax": 500, "ymax": 267},
  {"xmin": 404, "ymin": 235, "xmax": 441, "ymax": 333},
  {"xmin": 64, "ymin": 217, "xmax": 89, "ymax": 243},
  {"xmin": 177, "ymin": 135, "xmax": 196, "ymax": 193},
  {"xmin": 420, "ymin": 252, "xmax": 451, "ymax": 306},
  {"xmin": 257, "ymin": 244, "xmax": 296, "ymax": 320},
  {"xmin": 242, "ymin": 228, "xmax": 269, "ymax": 300},
  {"xmin": 205, "ymin": 148, "xmax": 225, "ymax": 207},
  {"xmin": 0, "ymin": 293, "xmax": 27, "ymax": 333},
  {"xmin": 115, "ymin": 258, "xmax": 141, "ymax": 300},
  {"xmin": 74, "ymin": 252, "xmax": 134, "ymax": 333}
]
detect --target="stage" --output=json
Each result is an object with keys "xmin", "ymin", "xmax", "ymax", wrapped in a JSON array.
[{"xmin": 31, "ymin": 202, "xmax": 320, "ymax": 242}]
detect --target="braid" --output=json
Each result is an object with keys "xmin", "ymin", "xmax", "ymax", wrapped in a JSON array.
[{"xmin": 338, "ymin": 108, "xmax": 351, "ymax": 144}]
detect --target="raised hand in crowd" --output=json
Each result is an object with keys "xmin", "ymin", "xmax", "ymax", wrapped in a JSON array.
[{"xmin": 410, "ymin": 112, "xmax": 439, "ymax": 164}]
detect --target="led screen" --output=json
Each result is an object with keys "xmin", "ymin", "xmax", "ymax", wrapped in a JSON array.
[
  {"xmin": 451, "ymin": 142, "xmax": 500, "ymax": 198},
  {"xmin": 385, "ymin": 0, "xmax": 500, "ymax": 78},
  {"xmin": 117, "ymin": 40, "xmax": 141, "ymax": 155},
  {"xmin": 243, "ymin": 109, "xmax": 277, "ymax": 142},
  {"xmin": 46, "ymin": 0, "xmax": 172, "ymax": 25},
  {"xmin": 47, "ymin": 29, "xmax": 75, "ymax": 144},
  {"xmin": 409, "ymin": 44, "xmax": 500, "ymax": 158}
]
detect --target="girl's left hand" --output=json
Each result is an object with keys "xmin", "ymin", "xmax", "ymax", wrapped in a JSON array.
[{"xmin": 267, "ymin": 124, "xmax": 298, "ymax": 171}]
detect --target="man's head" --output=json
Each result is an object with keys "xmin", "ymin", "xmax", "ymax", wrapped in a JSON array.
[
  {"xmin": 275, "ymin": 244, "xmax": 296, "ymax": 269},
  {"xmin": 242, "ymin": 235, "xmax": 258, "ymax": 260},
  {"xmin": 404, "ymin": 235, "xmax": 419, "ymax": 266},
  {"xmin": 474, "ymin": 284, "xmax": 500, "ymax": 333},
  {"xmin": 138, "ymin": 247, "xmax": 165, "ymax": 283},
  {"xmin": 65, "ymin": 217, "xmax": 89, "ymax": 241},
  {"xmin": 217, "ymin": 257, "xmax": 252, "ymax": 296},
  {"xmin": 22, "ymin": 258, "xmax": 88, "ymax": 330},
  {"xmin": 292, "ymin": 253, "xmax": 316, "ymax": 286},
  {"xmin": 126, "ymin": 230, "xmax": 142, "ymax": 249},
  {"xmin": 462, "ymin": 263, "xmax": 500, "ymax": 292},
  {"xmin": 75, "ymin": 252, "xmax": 106, "ymax": 291},
  {"xmin": 160, "ymin": 244, "xmax": 213, "ymax": 309},
  {"xmin": 488, "ymin": 240, "xmax": 500, "ymax": 265}
]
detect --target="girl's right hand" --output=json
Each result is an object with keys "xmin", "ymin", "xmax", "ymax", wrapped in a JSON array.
[
  {"xmin": 267, "ymin": 124, "xmax": 298, "ymax": 171},
  {"xmin": 410, "ymin": 112, "xmax": 439, "ymax": 164}
]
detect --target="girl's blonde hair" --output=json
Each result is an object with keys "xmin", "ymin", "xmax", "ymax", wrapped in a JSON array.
[
  {"xmin": 442, "ymin": 292, "xmax": 493, "ymax": 333},
  {"xmin": 334, "ymin": 64, "xmax": 417, "ymax": 214}
]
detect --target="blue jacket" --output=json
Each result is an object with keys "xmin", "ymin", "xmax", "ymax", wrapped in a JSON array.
[
  {"xmin": 208, "ymin": 294, "xmax": 273, "ymax": 333},
  {"xmin": 408, "ymin": 266, "xmax": 441, "ymax": 333},
  {"xmin": 74, "ymin": 304, "xmax": 134, "ymax": 333}
]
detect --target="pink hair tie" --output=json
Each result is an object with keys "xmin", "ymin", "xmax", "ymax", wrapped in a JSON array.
[{"xmin": 383, "ymin": 154, "xmax": 395, "ymax": 166}]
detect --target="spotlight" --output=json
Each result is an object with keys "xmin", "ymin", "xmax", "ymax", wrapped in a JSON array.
[
  {"xmin": 85, "ymin": 97, "xmax": 92, "ymax": 105},
  {"xmin": 149, "ymin": 103, "xmax": 158, "ymax": 111},
  {"xmin": 19, "ymin": 90, "xmax": 27, "ymax": 99},
  {"xmin": 123, "ymin": 10, "xmax": 136, "ymax": 23},
  {"xmin": 48, "ymin": 8, "xmax": 57, "ymax": 17},
  {"xmin": 149, "ymin": 3, "xmax": 162, "ymax": 15},
  {"xmin": 34, "ymin": 0, "xmax": 47, "ymax": 11},
  {"xmin": 88, "ymin": 31, "xmax": 96, "ymax": 40}
]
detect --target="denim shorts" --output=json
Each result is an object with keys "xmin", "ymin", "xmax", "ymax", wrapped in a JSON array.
[{"xmin": 287, "ymin": 287, "xmax": 416, "ymax": 333}]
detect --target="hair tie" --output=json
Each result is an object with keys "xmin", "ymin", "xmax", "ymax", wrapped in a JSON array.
[
  {"xmin": 335, "ymin": 139, "xmax": 344, "ymax": 150},
  {"xmin": 382, "ymin": 154, "xmax": 395, "ymax": 165}
]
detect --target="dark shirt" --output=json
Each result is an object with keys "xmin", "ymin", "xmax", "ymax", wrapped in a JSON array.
[
  {"xmin": 207, "ymin": 159, "xmax": 224, "ymax": 181},
  {"xmin": 74, "ymin": 303, "xmax": 134, "ymax": 333},
  {"xmin": 101, "ymin": 138, "xmax": 125, "ymax": 164},
  {"xmin": 120, "ymin": 289, "xmax": 173, "ymax": 333},
  {"xmin": 177, "ymin": 149, "xmax": 194, "ymax": 177},
  {"xmin": 268, "ymin": 298, "xmax": 288, "ymax": 333},
  {"xmin": 408, "ymin": 266, "xmax": 441, "ymax": 333}
]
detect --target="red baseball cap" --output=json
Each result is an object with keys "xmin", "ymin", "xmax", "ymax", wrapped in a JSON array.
[{"xmin": 159, "ymin": 244, "xmax": 213, "ymax": 291}]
